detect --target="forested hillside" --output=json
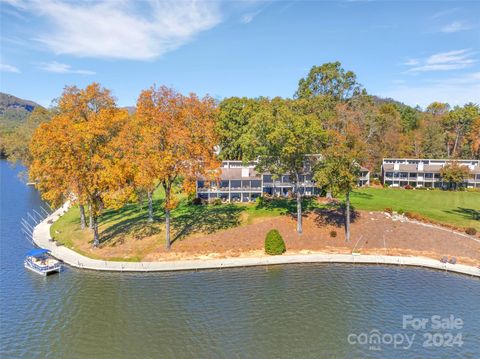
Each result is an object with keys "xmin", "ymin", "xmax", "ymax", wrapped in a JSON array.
[{"xmin": 0, "ymin": 94, "xmax": 49, "ymax": 160}]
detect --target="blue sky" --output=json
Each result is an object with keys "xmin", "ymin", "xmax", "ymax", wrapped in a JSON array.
[{"xmin": 0, "ymin": 0, "xmax": 479, "ymax": 108}]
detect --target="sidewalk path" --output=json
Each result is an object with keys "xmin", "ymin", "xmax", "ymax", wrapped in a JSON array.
[{"xmin": 32, "ymin": 202, "xmax": 480, "ymax": 277}]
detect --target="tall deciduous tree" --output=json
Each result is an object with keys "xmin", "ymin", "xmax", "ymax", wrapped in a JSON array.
[
  {"xmin": 444, "ymin": 103, "xmax": 479, "ymax": 158},
  {"xmin": 242, "ymin": 98, "xmax": 327, "ymax": 234},
  {"xmin": 426, "ymin": 102, "xmax": 450, "ymax": 116},
  {"xmin": 469, "ymin": 118, "xmax": 480, "ymax": 159},
  {"xmin": 295, "ymin": 62, "xmax": 363, "ymax": 100},
  {"xmin": 216, "ymin": 97, "xmax": 263, "ymax": 160},
  {"xmin": 135, "ymin": 86, "xmax": 219, "ymax": 249},
  {"xmin": 420, "ymin": 116, "xmax": 445, "ymax": 158},
  {"xmin": 314, "ymin": 122, "xmax": 365, "ymax": 242},
  {"xmin": 440, "ymin": 162, "xmax": 471, "ymax": 190},
  {"xmin": 29, "ymin": 83, "xmax": 128, "ymax": 245}
]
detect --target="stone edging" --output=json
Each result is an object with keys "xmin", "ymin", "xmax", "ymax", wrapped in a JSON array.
[{"xmin": 32, "ymin": 202, "xmax": 480, "ymax": 277}]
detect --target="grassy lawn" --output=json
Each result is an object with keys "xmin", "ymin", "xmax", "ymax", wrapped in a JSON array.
[
  {"xmin": 351, "ymin": 188, "xmax": 480, "ymax": 231},
  {"xmin": 50, "ymin": 189, "xmax": 317, "ymax": 258},
  {"xmin": 50, "ymin": 187, "xmax": 480, "ymax": 259}
]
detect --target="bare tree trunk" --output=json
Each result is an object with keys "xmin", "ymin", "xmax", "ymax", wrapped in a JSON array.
[
  {"xmin": 345, "ymin": 190, "xmax": 351, "ymax": 242},
  {"xmin": 326, "ymin": 190, "xmax": 333, "ymax": 200},
  {"xmin": 295, "ymin": 174, "xmax": 302, "ymax": 234},
  {"xmin": 165, "ymin": 184, "xmax": 171, "ymax": 249},
  {"xmin": 93, "ymin": 215, "xmax": 99, "ymax": 248},
  {"xmin": 453, "ymin": 133, "xmax": 460, "ymax": 157},
  {"xmin": 165, "ymin": 208, "xmax": 171, "ymax": 249},
  {"xmin": 89, "ymin": 204, "xmax": 93, "ymax": 229},
  {"xmin": 147, "ymin": 191, "xmax": 154, "ymax": 222},
  {"xmin": 79, "ymin": 204, "xmax": 86, "ymax": 230}
]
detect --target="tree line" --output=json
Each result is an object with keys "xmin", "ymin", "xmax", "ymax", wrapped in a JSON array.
[
  {"xmin": 17, "ymin": 62, "xmax": 480, "ymax": 247},
  {"xmin": 217, "ymin": 62, "xmax": 480, "ymax": 170}
]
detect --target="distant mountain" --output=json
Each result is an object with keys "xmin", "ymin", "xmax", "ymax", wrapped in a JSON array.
[
  {"xmin": 0, "ymin": 93, "xmax": 41, "ymax": 114},
  {"xmin": 122, "ymin": 106, "xmax": 136, "ymax": 115},
  {"xmin": 0, "ymin": 93, "xmax": 43, "ymax": 126},
  {"xmin": 370, "ymin": 95, "xmax": 419, "ymax": 110}
]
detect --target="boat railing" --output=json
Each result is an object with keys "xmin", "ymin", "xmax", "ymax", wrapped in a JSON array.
[{"xmin": 25, "ymin": 258, "xmax": 61, "ymax": 271}]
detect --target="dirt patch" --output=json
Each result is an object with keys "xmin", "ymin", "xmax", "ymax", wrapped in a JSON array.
[{"xmin": 140, "ymin": 210, "xmax": 480, "ymax": 266}]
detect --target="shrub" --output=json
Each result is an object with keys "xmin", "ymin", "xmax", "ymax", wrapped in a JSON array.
[
  {"xmin": 330, "ymin": 230, "xmax": 337, "ymax": 238},
  {"xmin": 397, "ymin": 209, "xmax": 405, "ymax": 215},
  {"xmin": 405, "ymin": 211, "xmax": 415, "ymax": 219},
  {"xmin": 404, "ymin": 184, "xmax": 413, "ymax": 190},
  {"xmin": 265, "ymin": 229, "xmax": 286, "ymax": 255},
  {"xmin": 256, "ymin": 196, "xmax": 264, "ymax": 206},
  {"xmin": 384, "ymin": 207, "xmax": 393, "ymax": 214},
  {"xmin": 210, "ymin": 198, "xmax": 222, "ymax": 206},
  {"xmin": 191, "ymin": 197, "xmax": 202, "ymax": 205},
  {"xmin": 416, "ymin": 187, "xmax": 428, "ymax": 190},
  {"xmin": 465, "ymin": 227, "xmax": 477, "ymax": 235}
]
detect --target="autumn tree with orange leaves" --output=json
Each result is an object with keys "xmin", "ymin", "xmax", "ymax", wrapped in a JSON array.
[
  {"xmin": 130, "ymin": 86, "xmax": 219, "ymax": 249},
  {"xmin": 29, "ymin": 83, "xmax": 128, "ymax": 247}
]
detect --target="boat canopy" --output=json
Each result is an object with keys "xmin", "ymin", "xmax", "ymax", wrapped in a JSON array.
[{"xmin": 26, "ymin": 248, "xmax": 50, "ymax": 258}]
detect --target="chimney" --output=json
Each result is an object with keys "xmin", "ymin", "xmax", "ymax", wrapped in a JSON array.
[
  {"xmin": 241, "ymin": 168, "xmax": 249, "ymax": 178},
  {"xmin": 417, "ymin": 162, "xmax": 424, "ymax": 171},
  {"xmin": 394, "ymin": 163, "xmax": 399, "ymax": 171}
]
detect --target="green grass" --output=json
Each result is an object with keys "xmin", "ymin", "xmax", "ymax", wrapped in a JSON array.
[
  {"xmin": 50, "ymin": 188, "xmax": 310, "ymax": 254},
  {"xmin": 350, "ymin": 188, "xmax": 480, "ymax": 230}
]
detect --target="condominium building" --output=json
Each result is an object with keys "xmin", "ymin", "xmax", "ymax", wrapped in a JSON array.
[
  {"xmin": 196, "ymin": 160, "xmax": 370, "ymax": 202},
  {"xmin": 381, "ymin": 158, "xmax": 480, "ymax": 188}
]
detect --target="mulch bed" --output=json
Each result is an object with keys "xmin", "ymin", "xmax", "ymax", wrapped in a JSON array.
[{"xmin": 145, "ymin": 210, "xmax": 480, "ymax": 266}]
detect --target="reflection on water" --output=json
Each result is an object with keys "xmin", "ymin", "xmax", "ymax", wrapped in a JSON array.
[{"xmin": 1, "ymin": 161, "xmax": 479, "ymax": 358}]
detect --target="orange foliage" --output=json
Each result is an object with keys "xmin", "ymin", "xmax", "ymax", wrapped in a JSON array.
[
  {"xmin": 29, "ymin": 83, "xmax": 128, "ymax": 246},
  {"xmin": 124, "ymin": 85, "xmax": 220, "ymax": 248}
]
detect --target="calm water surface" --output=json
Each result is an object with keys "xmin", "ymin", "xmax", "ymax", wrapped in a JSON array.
[{"xmin": 1, "ymin": 160, "xmax": 479, "ymax": 358}]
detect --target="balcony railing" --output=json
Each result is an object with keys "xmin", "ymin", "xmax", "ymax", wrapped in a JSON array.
[{"xmin": 197, "ymin": 187, "xmax": 262, "ymax": 192}]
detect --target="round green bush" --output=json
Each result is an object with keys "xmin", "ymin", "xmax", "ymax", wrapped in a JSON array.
[
  {"xmin": 330, "ymin": 230, "xmax": 337, "ymax": 238},
  {"xmin": 265, "ymin": 229, "xmax": 286, "ymax": 255}
]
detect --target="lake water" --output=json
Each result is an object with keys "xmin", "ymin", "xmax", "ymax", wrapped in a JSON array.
[{"xmin": 1, "ymin": 160, "xmax": 479, "ymax": 358}]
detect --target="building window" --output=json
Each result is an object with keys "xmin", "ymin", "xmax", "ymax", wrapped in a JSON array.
[
  {"xmin": 251, "ymin": 180, "xmax": 261, "ymax": 188},
  {"xmin": 231, "ymin": 180, "xmax": 241, "ymax": 189},
  {"xmin": 220, "ymin": 180, "xmax": 229, "ymax": 189}
]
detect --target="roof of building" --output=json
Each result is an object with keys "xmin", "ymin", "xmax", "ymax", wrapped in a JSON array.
[
  {"xmin": 198, "ymin": 167, "xmax": 262, "ymax": 181},
  {"xmin": 383, "ymin": 163, "xmax": 480, "ymax": 174},
  {"xmin": 383, "ymin": 158, "xmax": 479, "ymax": 163}
]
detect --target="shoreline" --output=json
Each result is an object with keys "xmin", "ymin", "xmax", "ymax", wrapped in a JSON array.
[{"xmin": 32, "ymin": 202, "xmax": 480, "ymax": 277}]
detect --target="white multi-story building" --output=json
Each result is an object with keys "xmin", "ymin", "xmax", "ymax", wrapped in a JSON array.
[
  {"xmin": 381, "ymin": 158, "xmax": 480, "ymax": 189},
  {"xmin": 196, "ymin": 160, "xmax": 370, "ymax": 202}
]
